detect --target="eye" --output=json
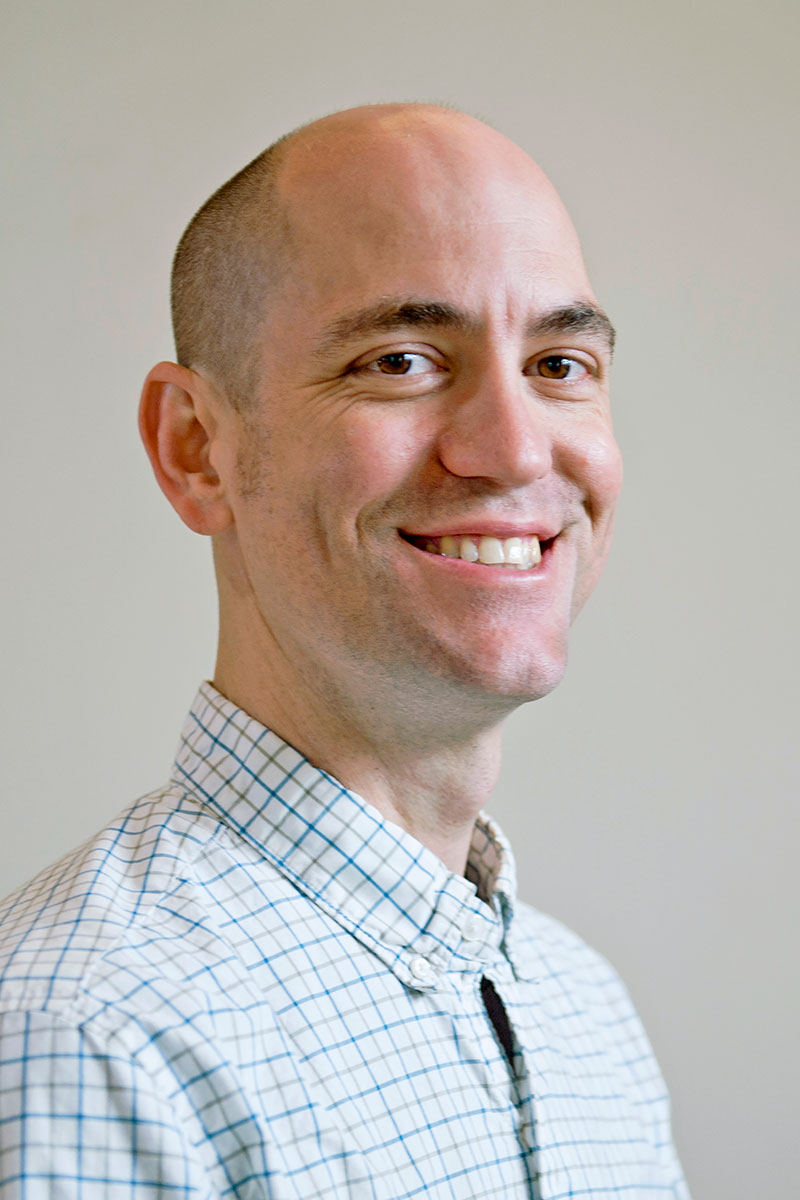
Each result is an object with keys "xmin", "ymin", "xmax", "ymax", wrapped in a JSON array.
[
  {"xmin": 534, "ymin": 355, "xmax": 588, "ymax": 381},
  {"xmin": 366, "ymin": 352, "xmax": 433, "ymax": 376}
]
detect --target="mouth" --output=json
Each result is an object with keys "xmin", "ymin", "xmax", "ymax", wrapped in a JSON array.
[{"xmin": 400, "ymin": 532, "xmax": 555, "ymax": 570}]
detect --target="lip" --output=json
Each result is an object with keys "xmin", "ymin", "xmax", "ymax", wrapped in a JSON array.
[
  {"xmin": 398, "ymin": 520, "xmax": 562, "ymax": 542},
  {"xmin": 398, "ymin": 530, "xmax": 559, "ymax": 575}
]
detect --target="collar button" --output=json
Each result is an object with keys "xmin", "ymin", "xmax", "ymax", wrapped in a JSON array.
[
  {"xmin": 408, "ymin": 955, "xmax": 436, "ymax": 985},
  {"xmin": 462, "ymin": 912, "xmax": 483, "ymax": 942}
]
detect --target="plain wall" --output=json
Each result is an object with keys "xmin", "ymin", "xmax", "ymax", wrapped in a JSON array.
[{"xmin": 2, "ymin": 2, "xmax": 798, "ymax": 1196}]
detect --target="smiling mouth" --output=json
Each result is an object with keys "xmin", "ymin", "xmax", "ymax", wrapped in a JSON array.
[{"xmin": 401, "ymin": 532, "xmax": 553, "ymax": 570}]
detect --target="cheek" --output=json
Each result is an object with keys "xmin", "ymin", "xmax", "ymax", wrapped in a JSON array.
[
  {"xmin": 562, "ymin": 421, "xmax": 623, "ymax": 518},
  {"xmin": 562, "ymin": 423, "xmax": 623, "ymax": 616},
  {"xmin": 320, "ymin": 410, "xmax": 438, "ymax": 510}
]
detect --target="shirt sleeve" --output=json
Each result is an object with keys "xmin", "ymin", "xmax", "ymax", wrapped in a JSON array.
[{"xmin": 0, "ymin": 1010, "xmax": 218, "ymax": 1198}]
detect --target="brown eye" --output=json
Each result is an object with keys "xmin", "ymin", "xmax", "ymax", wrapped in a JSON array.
[
  {"xmin": 537, "ymin": 355, "xmax": 577, "ymax": 380},
  {"xmin": 364, "ymin": 352, "xmax": 434, "ymax": 377},
  {"xmin": 375, "ymin": 353, "xmax": 414, "ymax": 375}
]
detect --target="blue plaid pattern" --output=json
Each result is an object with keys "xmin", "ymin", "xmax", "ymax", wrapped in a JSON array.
[{"xmin": 0, "ymin": 683, "xmax": 689, "ymax": 1197}]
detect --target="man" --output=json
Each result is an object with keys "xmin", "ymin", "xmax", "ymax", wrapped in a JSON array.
[{"xmin": 0, "ymin": 105, "xmax": 689, "ymax": 1197}]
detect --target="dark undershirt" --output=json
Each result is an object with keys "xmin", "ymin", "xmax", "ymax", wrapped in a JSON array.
[{"xmin": 480, "ymin": 975, "xmax": 515, "ymax": 1067}]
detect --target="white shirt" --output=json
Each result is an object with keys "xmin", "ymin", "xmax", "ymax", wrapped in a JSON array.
[{"xmin": 0, "ymin": 682, "xmax": 689, "ymax": 1197}]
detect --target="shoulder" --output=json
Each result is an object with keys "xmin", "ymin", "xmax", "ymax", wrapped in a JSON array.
[
  {"xmin": 509, "ymin": 899, "xmax": 673, "ymax": 1107},
  {"xmin": 0, "ymin": 784, "xmax": 225, "ymax": 1017},
  {"xmin": 0, "ymin": 788, "xmax": 295, "ymax": 1187},
  {"xmin": 512, "ymin": 898, "xmax": 623, "ymax": 978},
  {"xmin": 510, "ymin": 898, "xmax": 650, "ymax": 1032}
]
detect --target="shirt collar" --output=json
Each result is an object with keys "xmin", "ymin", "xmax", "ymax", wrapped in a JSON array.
[{"xmin": 173, "ymin": 683, "xmax": 527, "ymax": 987}]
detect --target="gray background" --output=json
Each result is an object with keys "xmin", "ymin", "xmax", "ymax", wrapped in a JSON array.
[{"xmin": 2, "ymin": 2, "xmax": 797, "ymax": 1196}]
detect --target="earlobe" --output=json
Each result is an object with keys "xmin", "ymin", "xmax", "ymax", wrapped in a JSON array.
[{"xmin": 138, "ymin": 362, "xmax": 234, "ymax": 535}]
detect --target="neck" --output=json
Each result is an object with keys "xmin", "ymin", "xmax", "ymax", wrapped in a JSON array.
[
  {"xmin": 307, "ymin": 724, "xmax": 505, "ymax": 876},
  {"xmin": 214, "ymin": 627, "xmax": 508, "ymax": 877}
]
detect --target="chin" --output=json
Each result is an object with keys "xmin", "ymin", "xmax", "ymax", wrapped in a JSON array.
[
  {"xmin": 432, "ymin": 630, "xmax": 570, "ymax": 709},
  {"xmin": 488, "ymin": 656, "xmax": 568, "ymax": 705}
]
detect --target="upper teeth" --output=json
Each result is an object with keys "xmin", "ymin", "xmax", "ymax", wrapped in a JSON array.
[{"xmin": 423, "ymin": 534, "xmax": 542, "ymax": 569}]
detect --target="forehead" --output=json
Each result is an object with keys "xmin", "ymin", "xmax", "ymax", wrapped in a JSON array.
[{"xmin": 271, "ymin": 119, "xmax": 593, "ymax": 335}]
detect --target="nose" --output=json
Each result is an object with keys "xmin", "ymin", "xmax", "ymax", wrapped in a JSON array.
[{"xmin": 436, "ymin": 360, "xmax": 553, "ymax": 487}]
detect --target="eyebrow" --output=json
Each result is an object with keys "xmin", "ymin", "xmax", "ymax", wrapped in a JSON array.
[
  {"xmin": 526, "ymin": 303, "xmax": 616, "ymax": 353},
  {"xmin": 315, "ymin": 297, "xmax": 616, "ymax": 358},
  {"xmin": 316, "ymin": 300, "xmax": 478, "ymax": 358}
]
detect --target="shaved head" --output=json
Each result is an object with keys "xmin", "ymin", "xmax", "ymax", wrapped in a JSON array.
[
  {"xmin": 171, "ymin": 135, "xmax": 291, "ymax": 407},
  {"xmin": 170, "ymin": 103, "xmax": 588, "ymax": 409},
  {"xmin": 154, "ymin": 98, "xmax": 621, "ymax": 746}
]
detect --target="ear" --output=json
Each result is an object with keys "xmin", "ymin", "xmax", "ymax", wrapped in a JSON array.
[{"xmin": 138, "ymin": 361, "xmax": 234, "ymax": 535}]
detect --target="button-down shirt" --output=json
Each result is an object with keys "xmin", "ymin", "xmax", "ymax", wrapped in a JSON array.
[{"xmin": 0, "ymin": 683, "xmax": 689, "ymax": 1198}]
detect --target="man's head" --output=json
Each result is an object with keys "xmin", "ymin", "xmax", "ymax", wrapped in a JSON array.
[
  {"xmin": 170, "ymin": 134, "xmax": 291, "ymax": 409},
  {"xmin": 140, "ymin": 104, "xmax": 622, "ymax": 748}
]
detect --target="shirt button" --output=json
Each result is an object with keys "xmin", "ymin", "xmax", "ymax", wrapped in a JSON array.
[
  {"xmin": 409, "ymin": 955, "xmax": 436, "ymax": 984},
  {"xmin": 519, "ymin": 1119, "xmax": 534, "ymax": 1152},
  {"xmin": 462, "ymin": 912, "xmax": 483, "ymax": 942}
]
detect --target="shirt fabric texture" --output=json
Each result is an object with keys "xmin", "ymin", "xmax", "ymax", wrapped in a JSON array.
[{"xmin": 0, "ymin": 683, "xmax": 689, "ymax": 1198}]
